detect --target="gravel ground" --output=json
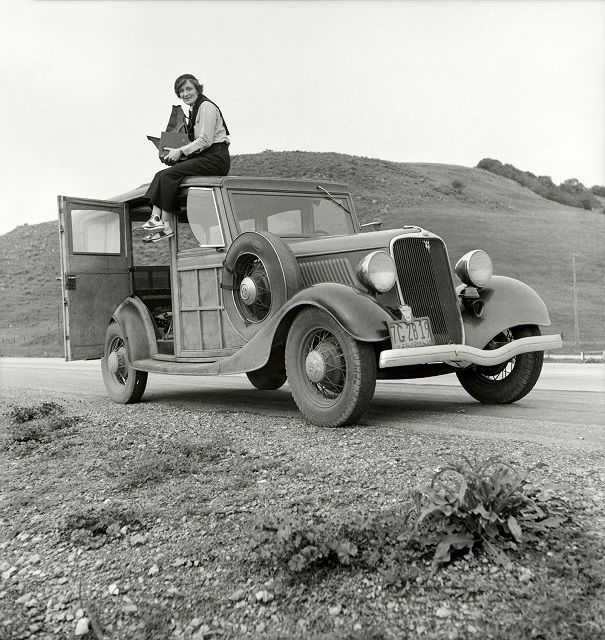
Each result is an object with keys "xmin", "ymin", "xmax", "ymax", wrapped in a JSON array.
[{"xmin": 1, "ymin": 387, "xmax": 604, "ymax": 640}]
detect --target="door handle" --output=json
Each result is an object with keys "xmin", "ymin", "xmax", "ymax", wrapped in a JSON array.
[{"xmin": 62, "ymin": 274, "xmax": 79, "ymax": 290}]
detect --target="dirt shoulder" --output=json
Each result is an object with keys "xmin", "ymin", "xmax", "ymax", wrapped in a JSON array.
[{"xmin": 1, "ymin": 388, "xmax": 604, "ymax": 640}]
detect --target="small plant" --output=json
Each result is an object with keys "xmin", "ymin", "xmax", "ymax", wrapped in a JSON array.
[
  {"xmin": 2, "ymin": 401, "xmax": 79, "ymax": 451},
  {"xmin": 249, "ymin": 508, "xmax": 414, "ymax": 581},
  {"xmin": 116, "ymin": 439, "xmax": 228, "ymax": 489},
  {"xmin": 59, "ymin": 503, "xmax": 145, "ymax": 549},
  {"xmin": 412, "ymin": 455, "xmax": 568, "ymax": 566},
  {"xmin": 8, "ymin": 400, "xmax": 63, "ymax": 423},
  {"xmin": 451, "ymin": 179, "xmax": 465, "ymax": 192}
]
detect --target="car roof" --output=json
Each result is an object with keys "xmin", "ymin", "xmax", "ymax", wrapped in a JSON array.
[{"xmin": 111, "ymin": 175, "xmax": 352, "ymax": 204}]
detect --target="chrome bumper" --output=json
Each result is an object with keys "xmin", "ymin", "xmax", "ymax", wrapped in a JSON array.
[{"xmin": 379, "ymin": 334, "xmax": 563, "ymax": 369}]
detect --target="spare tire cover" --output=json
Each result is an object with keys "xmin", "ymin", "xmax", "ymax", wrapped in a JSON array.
[{"xmin": 222, "ymin": 231, "xmax": 302, "ymax": 340}]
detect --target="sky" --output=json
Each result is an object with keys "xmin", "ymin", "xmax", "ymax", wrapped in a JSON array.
[{"xmin": 1, "ymin": 0, "xmax": 604, "ymax": 236}]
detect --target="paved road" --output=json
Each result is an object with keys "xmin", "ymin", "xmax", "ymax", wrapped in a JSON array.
[{"xmin": 1, "ymin": 358, "xmax": 604, "ymax": 449}]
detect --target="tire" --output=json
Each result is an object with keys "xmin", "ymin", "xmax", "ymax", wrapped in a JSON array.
[
  {"xmin": 285, "ymin": 307, "xmax": 377, "ymax": 427},
  {"xmin": 456, "ymin": 325, "xmax": 544, "ymax": 404},
  {"xmin": 222, "ymin": 231, "xmax": 302, "ymax": 341},
  {"xmin": 101, "ymin": 323, "xmax": 148, "ymax": 404},
  {"xmin": 246, "ymin": 369, "xmax": 287, "ymax": 391}
]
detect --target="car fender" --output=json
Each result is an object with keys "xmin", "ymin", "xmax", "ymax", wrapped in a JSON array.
[
  {"xmin": 218, "ymin": 283, "xmax": 394, "ymax": 375},
  {"xmin": 459, "ymin": 275, "xmax": 552, "ymax": 349},
  {"xmin": 111, "ymin": 297, "xmax": 158, "ymax": 362},
  {"xmin": 287, "ymin": 282, "xmax": 393, "ymax": 342}
]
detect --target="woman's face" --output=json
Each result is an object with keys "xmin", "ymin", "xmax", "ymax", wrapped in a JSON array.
[{"xmin": 179, "ymin": 80, "xmax": 199, "ymax": 107}]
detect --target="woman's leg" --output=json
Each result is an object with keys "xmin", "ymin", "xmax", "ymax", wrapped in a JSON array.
[{"xmin": 142, "ymin": 145, "xmax": 230, "ymax": 242}]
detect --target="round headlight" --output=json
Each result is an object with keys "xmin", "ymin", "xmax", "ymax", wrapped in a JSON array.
[
  {"xmin": 455, "ymin": 250, "xmax": 493, "ymax": 287},
  {"xmin": 357, "ymin": 251, "xmax": 397, "ymax": 293}
]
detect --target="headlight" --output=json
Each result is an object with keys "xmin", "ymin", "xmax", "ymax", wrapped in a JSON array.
[
  {"xmin": 357, "ymin": 251, "xmax": 397, "ymax": 292},
  {"xmin": 455, "ymin": 250, "xmax": 493, "ymax": 287}
]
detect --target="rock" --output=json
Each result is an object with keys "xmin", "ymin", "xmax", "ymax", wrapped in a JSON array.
[
  {"xmin": 229, "ymin": 589, "xmax": 246, "ymax": 601},
  {"xmin": 255, "ymin": 590, "xmax": 273, "ymax": 603},
  {"xmin": 519, "ymin": 567, "xmax": 533, "ymax": 583},
  {"xmin": 148, "ymin": 564, "xmax": 160, "ymax": 576},
  {"xmin": 28, "ymin": 554, "xmax": 41, "ymax": 565},
  {"xmin": 130, "ymin": 534, "xmax": 147, "ymax": 546},
  {"xmin": 108, "ymin": 583, "xmax": 119, "ymax": 596},
  {"xmin": 189, "ymin": 617, "xmax": 202, "ymax": 628},
  {"xmin": 329, "ymin": 604, "xmax": 342, "ymax": 616},
  {"xmin": 15, "ymin": 593, "xmax": 33, "ymax": 605},
  {"xmin": 0, "ymin": 562, "xmax": 10, "ymax": 572},
  {"xmin": 2, "ymin": 567, "xmax": 17, "ymax": 581},
  {"xmin": 123, "ymin": 604, "xmax": 138, "ymax": 614},
  {"xmin": 74, "ymin": 617, "xmax": 89, "ymax": 635},
  {"xmin": 435, "ymin": 606, "xmax": 451, "ymax": 618}
]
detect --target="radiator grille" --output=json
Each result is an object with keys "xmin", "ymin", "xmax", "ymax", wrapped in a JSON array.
[{"xmin": 391, "ymin": 238, "xmax": 463, "ymax": 345}]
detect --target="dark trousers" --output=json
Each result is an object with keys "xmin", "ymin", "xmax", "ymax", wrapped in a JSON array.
[{"xmin": 144, "ymin": 142, "xmax": 230, "ymax": 213}]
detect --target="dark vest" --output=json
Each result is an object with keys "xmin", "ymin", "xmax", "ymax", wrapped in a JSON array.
[{"xmin": 188, "ymin": 94, "xmax": 230, "ymax": 141}]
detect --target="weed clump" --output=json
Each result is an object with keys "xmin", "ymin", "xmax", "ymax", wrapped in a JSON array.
[
  {"xmin": 249, "ymin": 456, "xmax": 569, "ymax": 580},
  {"xmin": 412, "ymin": 455, "xmax": 568, "ymax": 566},
  {"xmin": 2, "ymin": 401, "xmax": 79, "ymax": 453},
  {"xmin": 115, "ymin": 439, "xmax": 228, "ymax": 489},
  {"xmin": 58, "ymin": 503, "xmax": 146, "ymax": 549}
]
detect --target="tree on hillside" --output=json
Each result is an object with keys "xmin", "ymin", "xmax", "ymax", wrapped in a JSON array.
[
  {"xmin": 560, "ymin": 178, "xmax": 585, "ymax": 194},
  {"xmin": 476, "ymin": 159, "xmax": 602, "ymax": 211}
]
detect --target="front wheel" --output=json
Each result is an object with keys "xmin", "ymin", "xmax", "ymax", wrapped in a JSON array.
[
  {"xmin": 285, "ymin": 308, "xmax": 377, "ymax": 427},
  {"xmin": 101, "ymin": 323, "xmax": 148, "ymax": 404},
  {"xmin": 456, "ymin": 325, "xmax": 543, "ymax": 404}
]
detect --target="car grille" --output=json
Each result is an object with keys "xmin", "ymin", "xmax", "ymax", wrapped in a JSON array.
[{"xmin": 391, "ymin": 237, "xmax": 463, "ymax": 345}]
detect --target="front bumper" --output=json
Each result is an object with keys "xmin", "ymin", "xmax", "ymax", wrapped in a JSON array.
[{"xmin": 379, "ymin": 334, "xmax": 562, "ymax": 369}]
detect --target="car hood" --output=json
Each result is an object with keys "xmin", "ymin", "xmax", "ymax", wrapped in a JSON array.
[{"xmin": 287, "ymin": 226, "xmax": 427, "ymax": 258}]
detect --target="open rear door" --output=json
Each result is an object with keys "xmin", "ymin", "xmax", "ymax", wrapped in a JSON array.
[{"xmin": 58, "ymin": 196, "xmax": 131, "ymax": 360}]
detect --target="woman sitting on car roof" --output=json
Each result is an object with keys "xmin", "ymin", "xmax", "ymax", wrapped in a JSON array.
[{"xmin": 142, "ymin": 74, "xmax": 230, "ymax": 243}]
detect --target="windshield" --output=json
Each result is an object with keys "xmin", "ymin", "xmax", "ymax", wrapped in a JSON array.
[{"xmin": 230, "ymin": 192, "xmax": 355, "ymax": 238}]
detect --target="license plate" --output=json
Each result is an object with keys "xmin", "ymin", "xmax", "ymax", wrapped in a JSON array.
[{"xmin": 388, "ymin": 316, "xmax": 434, "ymax": 349}]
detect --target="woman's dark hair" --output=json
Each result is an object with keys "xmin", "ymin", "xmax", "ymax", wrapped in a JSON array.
[{"xmin": 174, "ymin": 74, "xmax": 204, "ymax": 96}]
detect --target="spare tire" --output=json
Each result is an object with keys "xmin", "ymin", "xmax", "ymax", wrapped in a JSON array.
[{"xmin": 222, "ymin": 231, "xmax": 302, "ymax": 340}]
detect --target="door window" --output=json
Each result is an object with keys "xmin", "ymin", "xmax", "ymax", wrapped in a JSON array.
[
  {"xmin": 182, "ymin": 188, "xmax": 225, "ymax": 249},
  {"xmin": 71, "ymin": 209, "xmax": 121, "ymax": 254}
]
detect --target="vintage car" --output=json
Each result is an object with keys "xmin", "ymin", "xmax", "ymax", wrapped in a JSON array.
[{"xmin": 57, "ymin": 176, "xmax": 562, "ymax": 427}]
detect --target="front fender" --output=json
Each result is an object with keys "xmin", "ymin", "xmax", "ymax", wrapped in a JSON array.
[
  {"xmin": 218, "ymin": 283, "xmax": 394, "ymax": 375},
  {"xmin": 459, "ymin": 275, "xmax": 552, "ymax": 349},
  {"xmin": 112, "ymin": 297, "xmax": 157, "ymax": 362},
  {"xmin": 288, "ymin": 282, "xmax": 394, "ymax": 341}
]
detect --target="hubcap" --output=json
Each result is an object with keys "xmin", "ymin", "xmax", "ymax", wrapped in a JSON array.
[
  {"xmin": 108, "ymin": 350, "xmax": 120, "ymax": 374},
  {"xmin": 305, "ymin": 350, "xmax": 327, "ymax": 382},
  {"xmin": 240, "ymin": 276, "xmax": 257, "ymax": 305}
]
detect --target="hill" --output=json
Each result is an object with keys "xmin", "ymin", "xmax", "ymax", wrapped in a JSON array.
[{"xmin": 1, "ymin": 150, "xmax": 603, "ymax": 356}]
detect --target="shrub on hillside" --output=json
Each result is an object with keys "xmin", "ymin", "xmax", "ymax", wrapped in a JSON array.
[{"xmin": 476, "ymin": 158, "xmax": 602, "ymax": 210}]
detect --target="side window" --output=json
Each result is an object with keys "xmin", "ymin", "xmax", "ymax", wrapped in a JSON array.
[
  {"xmin": 182, "ymin": 188, "xmax": 225, "ymax": 250},
  {"xmin": 71, "ymin": 209, "xmax": 121, "ymax": 254}
]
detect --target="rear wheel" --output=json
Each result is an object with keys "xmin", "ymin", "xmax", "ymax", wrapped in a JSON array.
[
  {"xmin": 456, "ymin": 325, "xmax": 543, "ymax": 404},
  {"xmin": 286, "ymin": 308, "xmax": 377, "ymax": 427},
  {"xmin": 101, "ymin": 323, "xmax": 148, "ymax": 403}
]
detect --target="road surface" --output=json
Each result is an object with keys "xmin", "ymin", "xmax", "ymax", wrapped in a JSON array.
[{"xmin": 1, "ymin": 358, "xmax": 604, "ymax": 449}]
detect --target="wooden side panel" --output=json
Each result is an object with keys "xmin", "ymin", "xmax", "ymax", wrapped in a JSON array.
[{"xmin": 177, "ymin": 264, "xmax": 245, "ymax": 356}]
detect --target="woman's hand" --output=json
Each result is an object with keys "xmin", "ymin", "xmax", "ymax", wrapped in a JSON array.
[{"xmin": 163, "ymin": 148, "xmax": 183, "ymax": 165}]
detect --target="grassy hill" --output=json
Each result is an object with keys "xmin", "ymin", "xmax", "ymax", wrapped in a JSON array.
[{"xmin": 1, "ymin": 150, "xmax": 603, "ymax": 357}]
